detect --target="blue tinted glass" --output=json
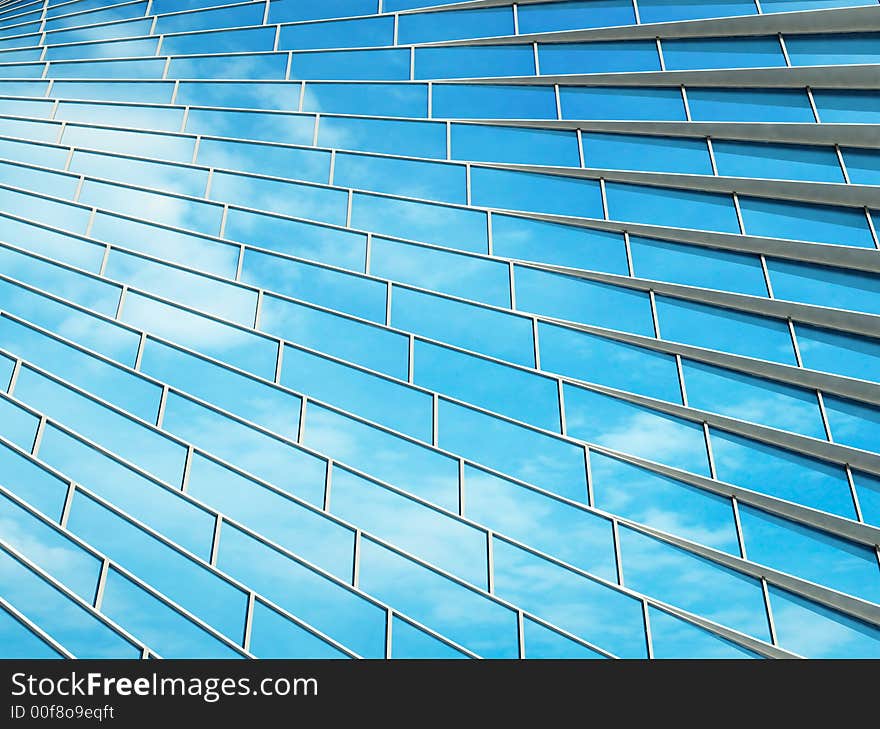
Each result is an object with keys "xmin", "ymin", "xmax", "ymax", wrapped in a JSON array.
[
  {"xmin": 786, "ymin": 32, "xmax": 880, "ymax": 66},
  {"xmin": 432, "ymin": 84, "xmax": 557, "ymax": 120},
  {"xmin": 768, "ymin": 585, "xmax": 880, "ymax": 658},
  {"xmin": 710, "ymin": 428, "xmax": 857, "ymax": 519},
  {"xmin": 636, "ymin": 0, "xmax": 757, "ymax": 22},
  {"xmin": 515, "ymin": 266, "xmax": 655, "ymax": 336},
  {"xmin": 590, "ymin": 451, "xmax": 739, "ymax": 554},
  {"xmin": 539, "ymin": 41, "xmax": 660, "ymax": 74},
  {"xmin": 713, "ymin": 140, "xmax": 845, "ymax": 183},
  {"xmin": 197, "ymin": 138, "xmax": 330, "ymax": 185},
  {"xmin": 662, "ymin": 36, "xmax": 784, "ymax": 70},
  {"xmin": 852, "ymin": 471, "xmax": 880, "ymax": 527},
  {"xmin": 682, "ymin": 359, "xmax": 827, "ymax": 440},
  {"xmin": 471, "ymin": 167, "xmax": 603, "ymax": 219},
  {"xmin": 823, "ymin": 394, "xmax": 880, "ymax": 454},
  {"xmin": 687, "ymin": 88, "xmax": 814, "ymax": 122},
  {"xmin": 278, "ymin": 16, "xmax": 394, "ymax": 50},
  {"xmin": 416, "ymin": 45, "xmax": 535, "ymax": 80},
  {"xmin": 439, "ymin": 399, "xmax": 590, "ymax": 503},
  {"xmin": 318, "ymin": 116, "xmax": 446, "ymax": 159},
  {"xmin": 303, "ymin": 82, "xmax": 428, "ymax": 118},
  {"xmin": 0, "ymin": 397, "xmax": 38, "ymax": 452},
  {"xmin": 186, "ymin": 108, "xmax": 314, "ymax": 146},
  {"xmin": 269, "ymin": 0, "xmax": 376, "ymax": 22},
  {"xmin": 630, "ymin": 236, "xmax": 767, "ymax": 296},
  {"xmin": 399, "ymin": 7, "xmax": 512, "ymax": 44},
  {"xmin": 292, "ymin": 48, "xmax": 410, "ymax": 81},
  {"xmin": 0, "ymin": 606, "xmax": 63, "ymax": 659},
  {"xmin": 656, "ymin": 295, "xmax": 797, "ymax": 365},
  {"xmin": 649, "ymin": 606, "xmax": 759, "ymax": 659},
  {"xmin": 565, "ymin": 385, "xmax": 711, "ymax": 475},
  {"xmin": 390, "ymin": 616, "xmax": 469, "ymax": 659},
  {"xmin": 796, "ymin": 323, "xmax": 880, "ymax": 384},
  {"xmin": 560, "ymin": 86, "xmax": 686, "ymax": 120},
  {"xmin": 249, "ymin": 600, "xmax": 349, "ymax": 659},
  {"xmin": 334, "ymin": 152, "xmax": 466, "ymax": 205},
  {"xmin": 584, "ymin": 132, "xmax": 712, "ymax": 174},
  {"xmin": 0, "ymin": 438, "xmax": 65, "ymax": 520},
  {"xmin": 451, "ymin": 123, "xmax": 579, "ymax": 167},
  {"xmin": 619, "ymin": 526, "xmax": 771, "ymax": 641},
  {"xmin": 518, "ymin": 0, "xmax": 636, "ymax": 33},
  {"xmin": 740, "ymin": 197, "xmax": 875, "ymax": 248},
  {"xmin": 811, "ymin": 89, "xmax": 880, "ymax": 123},
  {"xmin": 538, "ymin": 322, "xmax": 683, "ymax": 403},
  {"xmin": 607, "ymin": 182, "xmax": 740, "ymax": 233},
  {"xmin": 841, "ymin": 146, "xmax": 880, "ymax": 185}
]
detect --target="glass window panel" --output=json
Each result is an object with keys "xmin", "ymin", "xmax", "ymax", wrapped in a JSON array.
[
  {"xmin": 0, "ymin": 490, "xmax": 100, "ymax": 602},
  {"xmin": 66, "ymin": 490, "xmax": 248, "ymax": 642},
  {"xmin": 0, "ymin": 80, "xmax": 46, "ymax": 97},
  {"xmin": 160, "ymin": 26, "xmax": 275, "ymax": 56},
  {"xmin": 768, "ymin": 585, "xmax": 880, "ymax": 658},
  {"xmin": 302, "ymin": 82, "xmax": 428, "ymax": 118},
  {"xmin": 154, "ymin": 2, "xmax": 263, "ymax": 34},
  {"xmin": 216, "ymin": 523, "xmax": 386, "ymax": 659},
  {"xmin": 100, "ymin": 567, "xmax": 242, "ymax": 659},
  {"xmin": 391, "ymin": 286, "xmax": 535, "ymax": 368},
  {"xmin": 259, "ymin": 294, "xmax": 408, "ymax": 380},
  {"xmin": 292, "ymin": 48, "xmax": 410, "ymax": 81},
  {"xmin": 304, "ymin": 403, "xmax": 460, "ymax": 513},
  {"xmin": 413, "ymin": 339, "xmax": 560, "ymax": 432},
  {"xmin": 584, "ymin": 132, "xmax": 712, "ymax": 174},
  {"xmin": 0, "ymin": 316, "xmax": 161, "ymax": 423},
  {"xmin": 560, "ymin": 86, "xmax": 686, "ymax": 120},
  {"xmin": 852, "ymin": 470, "xmax": 880, "ymax": 528},
  {"xmin": 439, "ymin": 399, "xmax": 589, "ymax": 503},
  {"xmin": 370, "ymin": 237, "xmax": 510, "ymax": 308},
  {"xmin": 518, "ymin": 0, "xmax": 636, "ymax": 33},
  {"xmin": 52, "ymin": 80, "xmax": 174, "ymax": 104},
  {"xmin": 45, "ymin": 37, "xmax": 158, "ymax": 61},
  {"xmin": 785, "ymin": 32, "xmax": 880, "ymax": 66},
  {"xmin": 739, "ymin": 196, "xmax": 875, "ymax": 248},
  {"xmin": 249, "ymin": 600, "xmax": 348, "ymax": 659},
  {"xmin": 823, "ymin": 394, "xmax": 880, "ymax": 454},
  {"xmin": 796, "ymin": 323, "xmax": 880, "ymax": 384},
  {"xmin": 185, "ymin": 108, "xmax": 314, "ymax": 146},
  {"xmin": 122, "ymin": 291, "xmax": 276, "ymax": 381},
  {"xmin": 662, "ymin": 36, "xmax": 784, "ymax": 70},
  {"xmin": 318, "ymin": 115, "xmax": 446, "ymax": 160},
  {"xmin": 0, "ymin": 606, "xmax": 63, "ymax": 659},
  {"xmin": 358, "ymin": 535, "xmax": 519, "ymax": 659},
  {"xmin": 538, "ymin": 321, "xmax": 682, "ymax": 402},
  {"xmin": 168, "ymin": 49, "xmax": 287, "ymax": 81},
  {"xmin": 78, "ymin": 179, "xmax": 223, "ymax": 236},
  {"xmin": 15, "ymin": 366, "xmax": 187, "ymax": 487},
  {"xmin": 763, "ymin": 0, "xmax": 876, "ymax": 9},
  {"xmin": 432, "ymin": 84, "xmax": 557, "ymax": 120},
  {"xmin": 38, "ymin": 423, "xmax": 214, "ymax": 560},
  {"xmin": 0, "ymin": 396, "xmax": 38, "ymax": 452},
  {"xmin": 491, "ymin": 214, "xmax": 629, "ymax": 275},
  {"xmin": 416, "ymin": 45, "xmax": 535, "ymax": 79},
  {"xmin": 45, "ymin": 18, "xmax": 153, "ymax": 46},
  {"xmin": 196, "ymin": 137, "xmax": 330, "ymax": 185},
  {"xmin": 0, "ymin": 138, "xmax": 68, "ymax": 169},
  {"xmin": 70, "ymin": 150, "xmax": 209, "ymax": 198},
  {"xmin": 648, "ymin": 606, "xmax": 760, "ymax": 659},
  {"xmin": 390, "ymin": 616, "xmax": 468, "ymax": 659},
  {"xmin": 49, "ymin": 58, "xmax": 166, "ymax": 80},
  {"xmin": 351, "ymin": 192, "xmax": 488, "ymax": 253},
  {"xmin": 564, "ymin": 385, "xmax": 711, "ymax": 476},
  {"xmin": 209, "ymin": 170, "xmax": 348, "ymax": 227},
  {"xmin": 334, "ymin": 152, "xmax": 466, "ymax": 205},
  {"xmin": 464, "ymin": 465, "xmax": 616, "ymax": 580},
  {"xmin": 0, "ymin": 278, "xmax": 139, "ymax": 366},
  {"xmin": 0, "ymin": 443, "xmax": 68, "ymax": 525},
  {"xmin": 139, "ymin": 337, "xmax": 302, "ymax": 438},
  {"xmin": 269, "ymin": 0, "xmax": 376, "ymax": 23},
  {"xmin": 44, "ymin": 2, "xmax": 148, "ymax": 31},
  {"xmin": 91, "ymin": 212, "xmax": 240, "ymax": 278},
  {"xmin": 619, "ymin": 526, "xmax": 771, "ymax": 641},
  {"xmin": 0, "ymin": 188, "xmax": 90, "ymax": 235},
  {"xmin": 472, "ymin": 167, "xmax": 603, "ymax": 219},
  {"xmin": 224, "ymin": 208, "xmax": 365, "ymax": 272},
  {"xmin": 0, "ymin": 352, "xmax": 13, "ymax": 390},
  {"xmin": 186, "ymin": 453, "xmax": 352, "ymax": 578},
  {"xmin": 712, "ymin": 140, "xmax": 845, "ymax": 183},
  {"xmin": 493, "ymin": 537, "xmax": 647, "ymax": 658},
  {"xmin": 709, "ymin": 427, "xmax": 857, "ymax": 519},
  {"xmin": 841, "ymin": 146, "xmax": 880, "ymax": 186},
  {"xmin": 278, "ymin": 15, "xmax": 394, "ymax": 50},
  {"xmin": 687, "ymin": 88, "xmax": 814, "ymax": 122},
  {"xmin": 399, "ymin": 6, "xmax": 512, "ymax": 44},
  {"xmin": 515, "ymin": 266, "xmax": 655, "ymax": 337},
  {"xmin": 590, "ymin": 451, "xmax": 739, "ymax": 554},
  {"xmin": 451, "ymin": 123, "xmax": 580, "ymax": 167},
  {"xmin": 522, "ymin": 617, "xmax": 607, "ymax": 659},
  {"xmin": 175, "ymin": 81, "xmax": 298, "ymax": 112},
  {"xmin": 739, "ymin": 504, "xmax": 880, "ymax": 603},
  {"xmin": 280, "ymin": 344, "xmax": 433, "ymax": 442},
  {"xmin": 539, "ymin": 40, "xmax": 659, "ymax": 74},
  {"xmin": 636, "ymin": 0, "xmax": 757, "ymax": 22},
  {"xmin": 630, "ymin": 236, "xmax": 767, "ymax": 296},
  {"xmin": 682, "ymin": 359, "xmax": 826, "ymax": 440},
  {"xmin": 331, "ymin": 467, "xmax": 488, "ymax": 589},
  {"xmin": 606, "ymin": 182, "xmax": 741, "ymax": 233},
  {"xmin": 0, "ymin": 160, "xmax": 79, "ymax": 199},
  {"xmin": 656, "ymin": 295, "xmax": 798, "ymax": 365},
  {"xmin": 161, "ymin": 392, "xmax": 328, "ymax": 508},
  {"xmin": 106, "ymin": 249, "xmax": 258, "ymax": 327}
]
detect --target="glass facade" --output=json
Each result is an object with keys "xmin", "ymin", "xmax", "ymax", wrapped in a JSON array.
[{"xmin": 0, "ymin": 0, "xmax": 878, "ymax": 660}]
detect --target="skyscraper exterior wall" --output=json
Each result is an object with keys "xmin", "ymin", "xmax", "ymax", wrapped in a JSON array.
[{"xmin": 0, "ymin": 0, "xmax": 877, "ymax": 661}]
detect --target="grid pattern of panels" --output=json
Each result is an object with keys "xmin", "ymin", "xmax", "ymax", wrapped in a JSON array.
[{"xmin": 0, "ymin": 0, "xmax": 878, "ymax": 660}]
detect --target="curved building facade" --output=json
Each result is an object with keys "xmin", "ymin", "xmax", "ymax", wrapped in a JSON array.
[{"xmin": 0, "ymin": 0, "xmax": 878, "ymax": 659}]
